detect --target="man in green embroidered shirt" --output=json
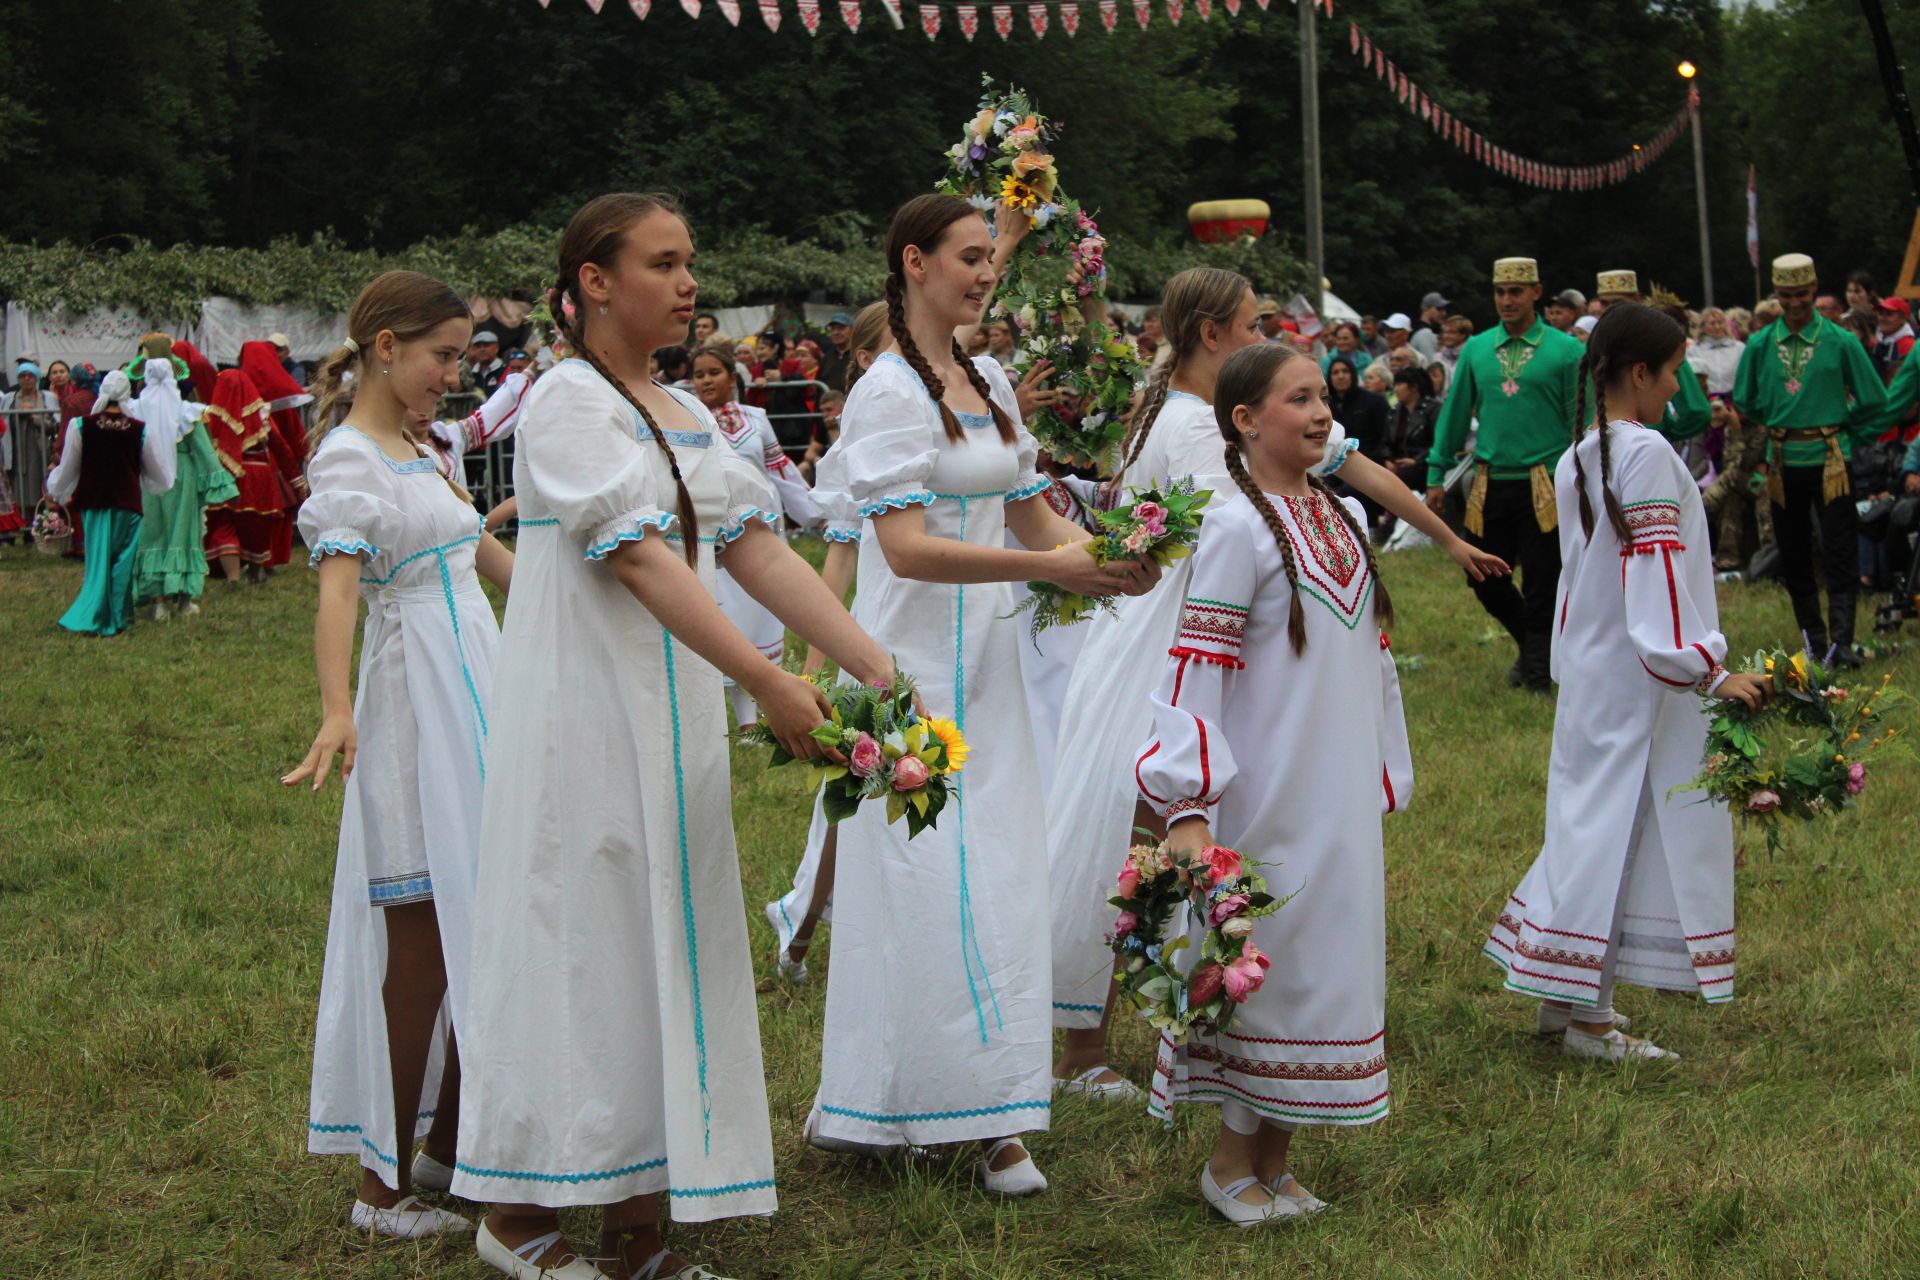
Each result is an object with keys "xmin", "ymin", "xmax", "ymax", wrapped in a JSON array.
[
  {"xmin": 1425, "ymin": 256, "xmax": 1584, "ymax": 691},
  {"xmin": 1593, "ymin": 269, "xmax": 1711, "ymax": 442},
  {"xmin": 1732, "ymin": 253, "xmax": 1888, "ymax": 663}
]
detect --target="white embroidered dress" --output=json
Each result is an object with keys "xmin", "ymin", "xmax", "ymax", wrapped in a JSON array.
[
  {"xmin": 451, "ymin": 362, "xmax": 782, "ymax": 1220},
  {"xmin": 712, "ymin": 401, "xmax": 822, "ymax": 665},
  {"xmin": 299, "ymin": 427, "xmax": 498, "ymax": 1187},
  {"xmin": 1045, "ymin": 394, "xmax": 1353, "ymax": 1025},
  {"xmin": 1136, "ymin": 489, "xmax": 1411, "ymax": 1128},
  {"xmin": 808, "ymin": 352, "xmax": 1056, "ymax": 1147},
  {"xmin": 1484, "ymin": 420, "xmax": 1736, "ymax": 1005}
]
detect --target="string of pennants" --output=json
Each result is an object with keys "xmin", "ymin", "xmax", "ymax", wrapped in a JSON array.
[
  {"xmin": 542, "ymin": 0, "xmax": 1334, "ymax": 39},
  {"xmin": 1346, "ymin": 20, "xmax": 1692, "ymax": 190}
]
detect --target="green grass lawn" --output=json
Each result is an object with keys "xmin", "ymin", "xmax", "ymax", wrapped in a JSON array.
[{"xmin": 3, "ymin": 539, "xmax": 1918, "ymax": 1279}]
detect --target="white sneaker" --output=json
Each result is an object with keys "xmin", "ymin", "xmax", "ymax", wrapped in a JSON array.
[
  {"xmin": 632, "ymin": 1249, "xmax": 735, "ymax": 1280},
  {"xmin": 350, "ymin": 1194, "xmax": 473, "ymax": 1240},
  {"xmin": 1052, "ymin": 1064, "xmax": 1146, "ymax": 1103},
  {"xmin": 411, "ymin": 1150, "xmax": 455, "ymax": 1193},
  {"xmin": 763, "ymin": 901, "xmax": 808, "ymax": 985},
  {"xmin": 1563, "ymin": 1026, "xmax": 1680, "ymax": 1062},
  {"xmin": 979, "ymin": 1139, "xmax": 1047, "ymax": 1196},
  {"xmin": 1536, "ymin": 1002, "xmax": 1631, "ymax": 1036},
  {"xmin": 475, "ymin": 1222, "xmax": 609, "ymax": 1278},
  {"xmin": 1199, "ymin": 1164, "xmax": 1281, "ymax": 1228}
]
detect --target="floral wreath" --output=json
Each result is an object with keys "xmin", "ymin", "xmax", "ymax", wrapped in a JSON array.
[
  {"xmin": 1682, "ymin": 647, "xmax": 1908, "ymax": 856},
  {"xmin": 935, "ymin": 76, "xmax": 1145, "ymax": 473}
]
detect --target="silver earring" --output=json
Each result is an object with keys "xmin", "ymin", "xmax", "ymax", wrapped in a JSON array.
[
  {"xmin": 599, "ymin": 304, "xmax": 608, "ymax": 316},
  {"xmin": 1244, "ymin": 429, "xmax": 1259, "ymax": 440},
  {"xmin": 382, "ymin": 366, "xmax": 390, "ymax": 376}
]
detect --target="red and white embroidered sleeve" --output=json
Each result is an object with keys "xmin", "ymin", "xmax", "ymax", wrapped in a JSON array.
[
  {"xmin": 1170, "ymin": 596, "xmax": 1249, "ymax": 669},
  {"xmin": 1617, "ymin": 502, "xmax": 1726, "ymax": 691}
]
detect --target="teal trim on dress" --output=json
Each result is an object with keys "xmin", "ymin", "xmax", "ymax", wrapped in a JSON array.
[
  {"xmin": 454, "ymin": 1155, "xmax": 668, "ymax": 1185},
  {"xmin": 435, "ymin": 548, "xmax": 490, "ymax": 782},
  {"xmin": 584, "ymin": 512, "xmax": 676, "ymax": 561},
  {"xmin": 858, "ymin": 490, "xmax": 935, "ymax": 518},
  {"xmin": 671, "ymin": 1178, "xmax": 777, "ymax": 1199},
  {"xmin": 950, "ymin": 495, "xmax": 1002, "ymax": 1044},
  {"xmin": 1007, "ymin": 476, "xmax": 1051, "ymax": 502},
  {"xmin": 358, "ymin": 532, "xmax": 481, "ymax": 586},
  {"xmin": 1052, "ymin": 1000, "xmax": 1103, "ymax": 1014},
  {"xmin": 822, "ymin": 527, "xmax": 861, "ymax": 544},
  {"xmin": 335, "ymin": 425, "xmax": 439, "ymax": 474},
  {"xmin": 516, "ymin": 516, "xmax": 560, "ymax": 527},
  {"xmin": 661, "ymin": 629, "xmax": 714, "ymax": 1154},
  {"xmin": 820, "ymin": 1100, "xmax": 1048, "ymax": 1125}
]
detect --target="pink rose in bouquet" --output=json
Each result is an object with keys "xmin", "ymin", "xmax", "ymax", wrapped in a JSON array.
[
  {"xmin": 1746, "ymin": 789, "xmax": 1781, "ymax": 814},
  {"xmin": 1112, "ymin": 909, "xmax": 1138, "ymax": 938},
  {"xmin": 891, "ymin": 755, "xmax": 931, "ymax": 791},
  {"xmin": 1846, "ymin": 762, "xmax": 1867, "ymax": 795},
  {"xmin": 1201, "ymin": 844, "xmax": 1243, "ymax": 886},
  {"xmin": 848, "ymin": 733, "xmax": 882, "ymax": 778},
  {"xmin": 1207, "ymin": 892, "xmax": 1250, "ymax": 927},
  {"xmin": 1132, "ymin": 500, "xmax": 1167, "ymax": 539},
  {"xmin": 1115, "ymin": 863, "xmax": 1141, "ymax": 898},
  {"xmin": 1222, "ymin": 946, "xmax": 1270, "ymax": 1001}
]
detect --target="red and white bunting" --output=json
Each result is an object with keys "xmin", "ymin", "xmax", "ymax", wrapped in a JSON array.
[
  {"xmin": 992, "ymin": 2, "xmax": 1012, "ymax": 37},
  {"xmin": 1060, "ymin": 2, "xmax": 1079, "ymax": 33},
  {"xmin": 1253, "ymin": 0, "xmax": 1268, "ymax": 9},
  {"xmin": 585, "ymin": 0, "xmax": 604, "ymax": 12},
  {"xmin": 1166, "ymin": 0, "xmax": 1183, "ymax": 22},
  {"xmin": 838, "ymin": 0, "xmax": 859, "ymax": 28},
  {"xmin": 1133, "ymin": 0, "xmax": 1150, "ymax": 25},
  {"xmin": 919, "ymin": 2, "xmax": 939, "ymax": 36},
  {"xmin": 1195, "ymin": 0, "xmax": 1212, "ymax": 20},
  {"xmin": 678, "ymin": 0, "xmax": 700, "ymax": 16},
  {"xmin": 797, "ymin": 0, "xmax": 820, "ymax": 32},
  {"xmin": 1028, "ymin": 2, "xmax": 1047, "ymax": 35},
  {"xmin": 717, "ymin": 0, "xmax": 739, "ymax": 22},
  {"xmin": 957, "ymin": 1, "xmax": 977, "ymax": 36},
  {"xmin": 758, "ymin": 0, "xmax": 780, "ymax": 27},
  {"xmin": 1099, "ymin": 0, "xmax": 1117, "ymax": 27},
  {"xmin": 1224, "ymin": 0, "xmax": 1240, "ymax": 14}
]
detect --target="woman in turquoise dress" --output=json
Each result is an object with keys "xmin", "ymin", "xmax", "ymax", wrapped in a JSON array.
[{"xmin": 132, "ymin": 358, "xmax": 238, "ymax": 617}]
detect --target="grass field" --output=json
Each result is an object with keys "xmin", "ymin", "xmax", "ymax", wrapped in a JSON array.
[{"xmin": 3, "ymin": 538, "xmax": 1918, "ymax": 1279}]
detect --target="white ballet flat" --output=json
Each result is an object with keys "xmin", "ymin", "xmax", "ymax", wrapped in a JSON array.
[
  {"xmin": 411, "ymin": 1150, "xmax": 455, "ymax": 1193},
  {"xmin": 762, "ymin": 901, "xmax": 809, "ymax": 985},
  {"xmin": 1199, "ymin": 1165, "xmax": 1282, "ymax": 1228},
  {"xmin": 1265, "ymin": 1172, "xmax": 1329, "ymax": 1214},
  {"xmin": 153, "ymin": 600, "xmax": 172, "ymax": 621},
  {"xmin": 1536, "ymin": 1002, "xmax": 1630, "ymax": 1036},
  {"xmin": 631, "ymin": 1248, "xmax": 735, "ymax": 1280},
  {"xmin": 476, "ymin": 1222, "xmax": 609, "ymax": 1278},
  {"xmin": 978, "ymin": 1139, "xmax": 1048, "ymax": 1196},
  {"xmin": 1052, "ymin": 1064, "xmax": 1146, "ymax": 1103},
  {"xmin": 1563, "ymin": 1026, "xmax": 1679, "ymax": 1062},
  {"xmin": 350, "ymin": 1194, "xmax": 473, "ymax": 1240}
]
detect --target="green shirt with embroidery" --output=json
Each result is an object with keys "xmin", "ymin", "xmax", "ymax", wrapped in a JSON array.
[
  {"xmin": 1730, "ymin": 315, "xmax": 1887, "ymax": 467},
  {"xmin": 1653, "ymin": 356, "xmax": 1711, "ymax": 442},
  {"xmin": 1856, "ymin": 352, "xmax": 1917, "ymax": 437},
  {"xmin": 1427, "ymin": 316, "xmax": 1584, "ymax": 487}
]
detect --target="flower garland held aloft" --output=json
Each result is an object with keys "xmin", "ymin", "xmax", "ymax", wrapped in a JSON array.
[
  {"xmin": 1682, "ymin": 648, "xmax": 1909, "ymax": 857},
  {"xmin": 1107, "ymin": 834, "xmax": 1290, "ymax": 1041},
  {"xmin": 1009, "ymin": 479, "xmax": 1209, "ymax": 640},
  {"xmin": 935, "ymin": 77, "xmax": 1146, "ymax": 472},
  {"xmin": 737, "ymin": 666, "xmax": 967, "ymax": 839}
]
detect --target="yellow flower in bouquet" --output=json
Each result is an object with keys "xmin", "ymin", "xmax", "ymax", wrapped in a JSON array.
[
  {"xmin": 927, "ymin": 717, "xmax": 970, "ymax": 773},
  {"xmin": 999, "ymin": 175, "xmax": 1040, "ymax": 209}
]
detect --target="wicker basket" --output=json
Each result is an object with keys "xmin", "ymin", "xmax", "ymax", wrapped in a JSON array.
[{"xmin": 31, "ymin": 497, "xmax": 72, "ymax": 557}]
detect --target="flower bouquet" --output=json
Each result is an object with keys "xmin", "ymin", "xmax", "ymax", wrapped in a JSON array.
[
  {"xmin": 935, "ymin": 76, "xmax": 1144, "ymax": 472},
  {"xmin": 1107, "ymin": 835, "xmax": 1290, "ymax": 1041},
  {"xmin": 1009, "ymin": 479, "xmax": 1210, "ymax": 640},
  {"xmin": 737, "ymin": 666, "xmax": 967, "ymax": 840},
  {"xmin": 1681, "ymin": 645, "xmax": 1909, "ymax": 856}
]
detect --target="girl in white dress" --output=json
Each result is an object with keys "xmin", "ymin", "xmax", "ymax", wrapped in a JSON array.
[
  {"xmin": 452, "ymin": 194, "xmax": 895, "ymax": 1280},
  {"xmin": 806, "ymin": 194, "xmax": 1158, "ymax": 1195},
  {"xmin": 688, "ymin": 342, "xmax": 824, "ymax": 728},
  {"xmin": 1484, "ymin": 303, "xmax": 1768, "ymax": 1061},
  {"xmin": 1048, "ymin": 270, "xmax": 1504, "ymax": 1096},
  {"xmin": 1138, "ymin": 342, "xmax": 1413, "ymax": 1226},
  {"xmin": 284, "ymin": 271, "xmax": 513, "ymax": 1240}
]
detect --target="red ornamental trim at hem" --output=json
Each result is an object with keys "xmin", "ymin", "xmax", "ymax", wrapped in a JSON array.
[
  {"xmin": 1167, "ymin": 645, "xmax": 1244, "ymax": 669},
  {"xmin": 1188, "ymin": 1043, "xmax": 1389, "ymax": 1082},
  {"xmin": 1515, "ymin": 938, "xmax": 1604, "ymax": 971},
  {"xmin": 1500, "ymin": 959, "xmax": 1601, "ymax": 990},
  {"xmin": 1215, "ymin": 1026, "xmax": 1386, "ymax": 1048},
  {"xmin": 1686, "ymin": 927, "xmax": 1735, "ymax": 942},
  {"xmin": 1522, "ymin": 918, "xmax": 1609, "ymax": 945},
  {"xmin": 1179, "ymin": 1075, "xmax": 1392, "ymax": 1111},
  {"xmin": 1692, "ymin": 948, "xmax": 1735, "ymax": 968}
]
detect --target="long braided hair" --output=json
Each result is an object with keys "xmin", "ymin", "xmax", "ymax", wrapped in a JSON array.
[
  {"xmin": 549, "ymin": 192, "xmax": 701, "ymax": 566},
  {"xmin": 883, "ymin": 194, "xmax": 1016, "ymax": 445},
  {"xmin": 1570, "ymin": 302, "xmax": 1686, "ymax": 544},
  {"xmin": 1213, "ymin": 343, "xmax": 1393, "ymax": 655},
  {"xmin": 1114, "ymin": 267, "xmax": 1252, "ymax": 484}
]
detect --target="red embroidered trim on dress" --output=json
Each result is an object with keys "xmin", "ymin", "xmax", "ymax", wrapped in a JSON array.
[
  {"xmin": 1168, "ymin": 645, "xmax": 1245, "ymax": 669},
  {"xmin": 1281, "ymin": 491, "xmax": 1360, "ymax": 587},
  {"xmin": 1177, "ymin": 599, "xmax": 1247, "ymax": 654},
  {"xmin": 1515, "ymin": 938, "xmax": 1605, "ymax": 971},
  {"xmin": 1165, "ymin": 797, "xmax": 1211, "ymax": 820},
  {"xmin": 1188, "ymin": 1043, "xmax": 1389, "ymax": 1082},
  {"xmin": 1691, "ymin": 947, "xmax": 1735, "ymax": 968}
]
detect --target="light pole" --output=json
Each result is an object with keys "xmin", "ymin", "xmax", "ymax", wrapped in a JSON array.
[
  {"xmin": 1300, "ymin": 0, "xmax": 1324, "ymax": 317},
  {"xmin": 1680, "ymin": 61, "xmax": 1714, "ymax": 307}
]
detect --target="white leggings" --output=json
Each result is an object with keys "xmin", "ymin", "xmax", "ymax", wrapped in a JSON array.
[{"xmin": 1222, "ymin": 1099, "xmax": 1297, "ymax": 1137}]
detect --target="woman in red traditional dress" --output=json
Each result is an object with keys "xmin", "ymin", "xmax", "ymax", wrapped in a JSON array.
[
  {"xmin": 239, "ymin": 339, "xmax": 315, "ymax": 567},
  {"xmin": 201, "ymin": 367, "xmax": 304, "ymax": 584}
]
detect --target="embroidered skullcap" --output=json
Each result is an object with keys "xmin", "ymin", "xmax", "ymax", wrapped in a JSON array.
[
  {"xmin": 1771, "ymin": 253, "xmax": 1816, "ymax": 288},
  {"xmin": 1596, "ymin": 269, "xmax": 1639, "ymax": 297},
  {"xmin": 1492, "ymin": 257, "xmax": 1539, "ymax": 284}
]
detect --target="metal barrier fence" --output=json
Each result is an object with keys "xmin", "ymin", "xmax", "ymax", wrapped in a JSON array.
[{"xmin": 3, "ymin": 407, "xmax": 63, "ymax": 516}]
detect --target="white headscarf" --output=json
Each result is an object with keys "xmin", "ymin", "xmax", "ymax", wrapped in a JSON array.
[
  {"xmin": 135, "ymin": 357, "xmax": 194, "ymax": 441},
  {"xmin": 90, "ymin": 369, "xmax": 133, "ymax": 416}
]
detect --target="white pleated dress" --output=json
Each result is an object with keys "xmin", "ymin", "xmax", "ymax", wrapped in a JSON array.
[
  {"xmin": 808, "ymin": 352, "xmax": 1056, "ymax": 1148},
  {"xmin": 451, "ymin": 362, "xmax": 781, "ymax": 1220},
  {"xmin": 1046, "ymin": 395, "xmax": 1353, "ymax": 1025},
  {"xmin": 1136, "ymin": 490, "xmax": 1412, "ymax": 1128},
  {"xmin": 299, "ymin": 427, "xmax": 499, "ymax": 1187},
  {"xmin": 1484, "ymin": 420, "xmax": 1736, "ymax": 1005}
]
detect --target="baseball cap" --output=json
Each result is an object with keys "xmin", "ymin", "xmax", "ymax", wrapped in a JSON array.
[
  {"xmin": 267, "ymin": 332, "xmax": 291, "ymax": 348},
  {"xmin": 829, "ymin": 311, "xmax": 854, "ymax": 327},
  {"xmin": 506, "ymin": 349, "xmax": 530, "ymax": 361},
  {"xmin": 1551, "ymin": 289, "xmax": 1588, "ymax": 310},
  {"xmin": 1420, "ymin": 291, "xmax": 1451, "ymax": 311},
  {"xmin": 1383, "ymin": 312, "xmax": 1413, "ymax": 331},
  {"xmin": 1574, "ymin": 315, "xmax": 1598, "ymax": 334},
  {"xmin": 1874, "ymin": 296, "xmax": 1910, "ymax": 318},
  {"xmin": 472, "ymin": 330, "xmax": 499, "ymax": 344}
]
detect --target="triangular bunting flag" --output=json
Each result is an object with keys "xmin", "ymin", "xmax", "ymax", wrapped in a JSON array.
[
  {"xmin": 798, "ymin": 0, "xmax": 821, "ymax": 32},
  {"xmin": 718, "ymin": 0, "xmax": 739, "ymax": 21},
  {"xmin": 1028, "ymin": 2, "xmax": 1047, "ymax": 35},
  {"xmin": 1167, "ymin": 0, "xmax": 1184, "ymax": 23},
  {"xmin": 586, "ymin": 0, "xmax": 605, "ymax": 12},
  {"xmin": 839, "ymin": 0, "xmax": 860, "ymax": 27},
  {"xmin": 992, "ymin": 3, "xmax": 1012, "ymax": 37},
  {"xmin": 1061, "ymin": 2, "xmax": 1080, "ymax": 33},
  {"xmin": 919, "ymin": 2, "xmax": 939, "ymax": 35},
  {"xmin": 1133, "ymin": 0, "xmax": 1150, "ymax": 25},
  {"xmin": 1224, "ymin": 0, "xmax": 1240, "ymax": 13},
  {"xmin": 1252, "ymin": 0, "xmax": 1268, "ymax": 9},
  {"xmin": 957, "ymin": 2, "xmax": 978, "ymax": 36},
  {"xmin": 1195, "ymin": 0, "xmax": 1211, "ymax": 19},
  {"xmin": 758, "ymin": 0, "xmax": 780, "ymax": 26},
  {"xmin": 1349, "ymin": 21, "xmax": 1358, "ymax": 53},
  {"xmin": 679, "ymin": 0, "xmax": 700, "ymax": 16},
  {"xmin": 1099, "ymin": 0, "xmax": 1117, "ymax": 28}
]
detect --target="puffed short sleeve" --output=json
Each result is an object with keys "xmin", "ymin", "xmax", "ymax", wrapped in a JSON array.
[
  {"xmin": 667, "ymin": 387, "xmax": 781, "ymax": 548},
  {"xmin": 835, "ymin": 359, "xmax": 940, "ymax": 517},
  {"xmin": 1310, "ymin": 420, "xmax": 1356, "ymax": 477},
  {"xmin": 976, "ymin": 357, "xmax": 1049, "ymax": 503},
  {"xmin": 810, "ymin": 445, "xmax": 864, "ymax": 543},
  {"xmin": 297, "ymin": 434, "xmax": 406, "ymax": 566},
  {"xmin": 518, "ymin": 362, "xmax": 677, "ymax": 560}
]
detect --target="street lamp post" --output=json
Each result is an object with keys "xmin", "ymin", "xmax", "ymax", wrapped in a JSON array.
[
  {"xmin": 1300, "ymin": 0, "xmax": 1325, "ymax": 317},
  {"xmin": 1680, "ymin": 61, "xmax": 1715, "ymax": 308}
]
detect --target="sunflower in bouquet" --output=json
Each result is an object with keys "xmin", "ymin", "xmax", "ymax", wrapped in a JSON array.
[
  {"xmin": 936, "ymin": 76, "xmax": 1144, "ymax": 472},
  {"xmin": 738, "ymin": 666, "xmax": 967, "ymax": 840}
]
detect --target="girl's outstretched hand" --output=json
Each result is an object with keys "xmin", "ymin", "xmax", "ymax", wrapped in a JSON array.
[
  {"xmin": 762, "ymin": 671, "xmax": 845, "ymax": 764},
  {"xmin": 283, "ymin": 713, "xmax": 356, "ymax": 790},
  {"xmin": 1716, "ymin": 671, "xmax": 1771, "ymax": 711},
  {"xmin": 1446, "ymin": 537, "xmax": 1511, "ymax": 582}
]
